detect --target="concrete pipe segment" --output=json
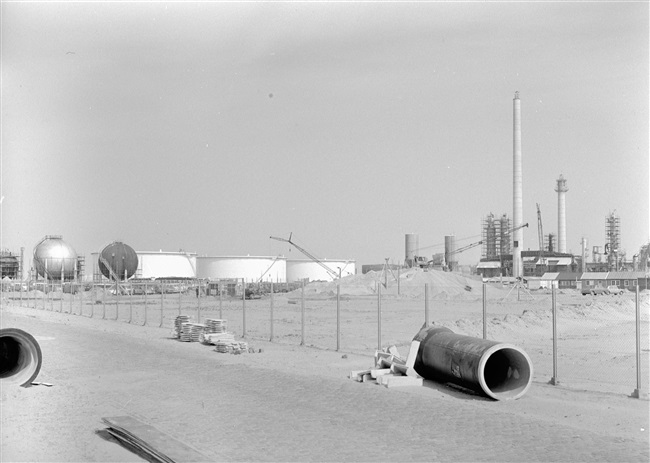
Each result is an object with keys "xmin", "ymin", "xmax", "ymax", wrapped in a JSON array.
[
  {"xmin": 0, "ymin": 328, "xmax": 43, "ymax": 387},
  {"xmin": 413, "ymin": 326, "xmax": 533, "ymax": 400}
]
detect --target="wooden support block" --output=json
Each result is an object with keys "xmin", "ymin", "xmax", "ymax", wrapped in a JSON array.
[
  {"xmin": 378, "ymin": 357, "xmax": 393, "ymax": 369},
  {"xmin": 349, "ymin": 369, "xmax": 371, "ymax": 381},
  {"xmin": 406, "ymin": 367, "xmax": 422, "ymax": 379},
  {"xmin": 405, "ymin": 340, "xmax": 421, "ymax": 369},
  {"xmin": 376, "ymin": 373, "xmax": 395, "ymax": 386},
  {"xmin": 370, "ymin": 368, "xmax": 391, "ymax": 379},
  {"xmin": 361, "ymin": 373, "xmax": 373, "ymax": 383},
  {"xmin": 390, "ymin": 363, "xmax": 408, "ymax": 376},
  {"xmin": 381, "ymin": 376, "xmax": 424, "ymax": 388},
  {"xmin": 388, "ymin": 345, "xmax": 401, "ymax": 358}
]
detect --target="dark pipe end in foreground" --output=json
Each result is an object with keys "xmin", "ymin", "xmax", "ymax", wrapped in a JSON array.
[
  {"xmin": 0, "ymin": 328, "xmax": 42, "ymax": 387},
  {"xmin": 414, "ymin": 326, "xmax": 533, "ymax": 400}
]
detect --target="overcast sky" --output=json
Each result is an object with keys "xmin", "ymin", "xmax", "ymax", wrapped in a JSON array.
[{"xmin": 1, "ymin": 1, "xmax": 648, "ymax": 269}]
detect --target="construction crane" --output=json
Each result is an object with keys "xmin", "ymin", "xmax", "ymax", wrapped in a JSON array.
[
  {"xmin": 269, "ymin": 233, "xmax": 340, "ymax": 280},
  {"xmin": 536, "ymin": 204, "xmax": 545, "ymax": 267}
]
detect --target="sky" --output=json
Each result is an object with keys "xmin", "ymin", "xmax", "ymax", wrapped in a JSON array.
[{"xmin": 1, "ymin": 1, "xmax": 649, "ymax": 270}]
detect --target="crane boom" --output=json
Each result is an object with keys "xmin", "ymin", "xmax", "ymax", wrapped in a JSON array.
[{"xmin": 270, "ymin": 234, "xmax": 340, "ymax": 280}]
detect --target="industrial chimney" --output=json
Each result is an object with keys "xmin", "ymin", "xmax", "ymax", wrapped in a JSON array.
[
  {"xmin": 512, "ymin": 92, "xmax": 523, "ymax": 278},
  {"xmin": 555, "ymin": 175, "xmax": 568, "ymax": 253}
]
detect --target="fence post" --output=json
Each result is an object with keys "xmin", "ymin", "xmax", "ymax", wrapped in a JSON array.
[
  {"xmin": 242, "ymin": 278, "xmax": 246, "ymax": 338},
  {"xmin": 632, "ymin": 282, "xmax": 646, "ymax": 399},
  {"xmin": 197, "ymin": 280, "xmax": 201, "ymax": 323},
  {"xmin": 424, "ymin": 283, "xmax": 430, "ymax": 327},
  {"xmin": 129, "ymin": 276, "xmax": 133, "ymax": 324},
  {"xmin": 482, "ymin": 282, "xmax": 487, "ymax": 340},
  {"xmin": 90, "ymin": 281, "xmax": 95, "ymax": 318},
  {"xmin": 219, "ymin": 282, "xmax": 223, "ymax": 319},
  {"xmin": 160, "ymin": 281, "xmax": 164, "ymax": 328},
  {"xmin": 196, "ymin": 280, "xmax": 201, "ymax": 323},
  {"xmin": 550, "ymin": 285, "xmax": 559, "ymax": 385},
  {"xmin": 102, "ymin": 282, "xmax": 106, "ymax": 319},
  {"xmin": 270, "ymin": 280, "xmax": 274, "ymax": 342},
  {"xmin": 336, "ymin": 277, "xmax": 341, "ymax": 351},
  {"xmin": 60, "ymin": 270, "xmax": 64, "ymax": 313},
  {"xmin": 179, "ymin": 282, "xmax": 182, "ymax": 316},
  {"xmin": 301, "ymin": 280, "xmax": 305, "ymax": 346},
  {"xmin": 143, "ymin": 282, "xmax": 148, "ymax": 326},
  {"xmin": 377, "ymin": 283, "xmax": 382, "ymax": 351},
  {"xmin": 397, "ymin": 266, "xmax": 401, "ymax": 296}
]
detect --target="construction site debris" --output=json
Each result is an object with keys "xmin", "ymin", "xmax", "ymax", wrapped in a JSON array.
[{"xmin": 350, "ymin": 343, "xmax": 423, "ymax": 388}]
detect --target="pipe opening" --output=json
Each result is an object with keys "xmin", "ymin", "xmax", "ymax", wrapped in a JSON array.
[
  {"xmin": 481, "ymin": 346, "xmax": 532, "ymax": 400},
  {"xmin": 0, "ymin": 329, "xmax": 42, "ymax": 387}
]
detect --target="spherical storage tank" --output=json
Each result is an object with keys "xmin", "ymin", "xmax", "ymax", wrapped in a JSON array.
[
  {"xmin": 98, "ymin": 241, "xmax": 138, "ymax": 281},
  {"xmin": 33, "ymin": 236, "xmax": 78, "ymax": 281}
]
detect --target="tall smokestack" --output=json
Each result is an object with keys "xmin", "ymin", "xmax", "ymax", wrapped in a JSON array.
[
  {"xmin": 555, "ymin": 175, "xmax": 568, "ymax": 253},
  {"xmin": 513, "ymin": 92, "xmax": 523, "ymax": 278}
]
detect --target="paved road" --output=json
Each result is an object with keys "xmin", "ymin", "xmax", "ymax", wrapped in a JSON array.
[{"xmin": 1, "ymin": 307, "xmax": 648, "ymax": 462}]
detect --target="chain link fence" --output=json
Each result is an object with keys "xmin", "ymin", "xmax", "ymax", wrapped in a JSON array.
[{"xmin": 3, "ymin": 278, "xmax": 648, "ymax": 397}]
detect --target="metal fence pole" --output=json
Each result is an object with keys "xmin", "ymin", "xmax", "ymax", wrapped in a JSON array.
[
  {"xmin": 632, "ymin": 282, "xmax": 646, "ymax": 399},
  {"xmin": 301, "ymin": 280, "xmax": 305, "ymax": 346},
  {"xmin": 482, "ymin": 282, "xmax": 487, "ymax": 340},
  {"xmin": 196, "ymin": 280, "xmax": 201, "ymax": 323},
  {"xmin": 377, "ymin": 283, "xmax": 382, "ymax": 351},
  {"xmin": 336, "ymin": 278, "xmax": 341, "ymax": 351},
  {"xmin": 219, "ymin": 283, "xmax": 223, "ymax": 319},
  {"xmin": 143, "ymin": 282, "xmax": 148, "ymax": 326},
  {"xmin": 102, "ymin": 282, "xmax": 106, "ymax": 319},
  {"xmin": 160, "ymin": 281, "xmax": 164, "ymax": 328},
  {"xmin": 129, "ymin": 281, "xmax": 133, "ymax": 324},
  {"xmin": 179, "ymin": 282, "xmax": 182, "ymax": 316},
  {"xmin": 397, "ymin": 266, "xmax": 401, "ymax": 296},
  {"xmin": 550, "ymin": 285, "xmax": 559, "ymax": 385},
  {"xmin": 270, "ymin": 280, "xmax": 274, "ymax": 342},
  {"xmin": 60, "ymin": 271, "xmax": 64, "ymax": 313},
  {"xmin": 197, "ymin": 280, "xmax": 201, "ymax": 323},
  {"xmin": 90, "ymin": 281, "xmax": 95, "ymax": 318},
  {"xmin": 242, "ymin": 278, "xmax": 246, "ymax": 338},
  {"xmin": 424, "ymin": 283, "xmax": 430, "ymax": 327}
]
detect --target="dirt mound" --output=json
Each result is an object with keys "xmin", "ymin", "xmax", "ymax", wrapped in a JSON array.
[{"xmin": 290, "ymin": 268, "xmax": 509, "ymax": 300}]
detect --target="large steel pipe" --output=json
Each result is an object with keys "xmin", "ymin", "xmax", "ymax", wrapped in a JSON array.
[
  {"xmin": 413, "ymin": 326, "xmax": 533, "ymax": 400},
  {"xmin": 0, "ymin": 328, "xmax": 42, "ymax": 387}
]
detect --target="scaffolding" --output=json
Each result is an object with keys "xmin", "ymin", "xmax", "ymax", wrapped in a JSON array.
[
  {"xmin": 606, "ymin": 212, "xmax": 621, "ymax": 271},
  {"xmin": 482, "ymin": 213, "xmax": 511, "ymax": 260}
]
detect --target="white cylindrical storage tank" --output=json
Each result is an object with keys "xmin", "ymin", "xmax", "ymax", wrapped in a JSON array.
[
  {"xmin": 196, "ymin": 256, "xmax": 287, "ymax": 283},
  {"xmin": 405, "ymin": 234, "xmax": 419, "ymax": 266},
  {"xmin": 286, "ymin": 259, "xmax": 356, "ymax": 282},
  {"xmin": 445, "ymin": 235, "xmax": 457, "ymax": 272},
  {"xmin": 92, "ymin": 251, "xmax": 197, "ymax": 280}
]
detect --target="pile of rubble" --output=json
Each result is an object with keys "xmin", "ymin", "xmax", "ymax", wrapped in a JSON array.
[{"xmin": 349, "ymin": 341, "xmax": 424, "ymax": 388}]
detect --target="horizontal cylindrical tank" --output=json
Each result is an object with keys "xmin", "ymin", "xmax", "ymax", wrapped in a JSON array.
[
  {"xmin": 286, "ymin": 259, "xmax": 356, "ymax": 282},
  {"xmin": 196, "ymin": 256, "xmax": 286, "ymax": 283},
  {"xmin": 413, "ymin": 326, "xmax": 533, "ymax": 400},
  {"xmin": 98, "ymin": 242, "xmax": 138, "ymax": 281},
  {"xmin": 33, "ymin": 236, "xmax": 78, "ymax": 281}
]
